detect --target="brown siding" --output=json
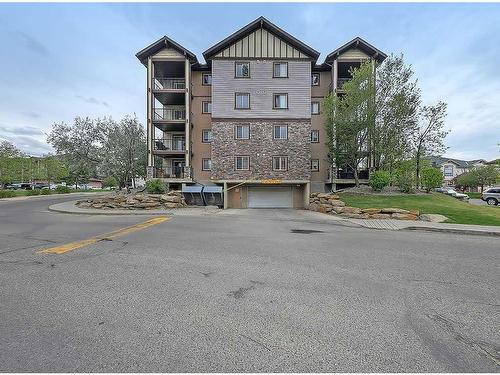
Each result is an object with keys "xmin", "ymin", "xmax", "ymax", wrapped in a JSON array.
[{"xmin": 311, "ymin": 71, "xmax": 331, "ymax": 183}]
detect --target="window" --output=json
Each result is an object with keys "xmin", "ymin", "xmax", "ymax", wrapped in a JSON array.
[
  {"xmin": 273, "ymin": 62, "xmax": 288, "ymax": 78},
  {"xmin": 273, "ymin": 156, "xmax": 288, "ymax": 171},
  {"xmin": 273, "ymin": 125, "xmax": 288, "ymax": 139},
  {"xmin": 311, "ymin": 102, "xmax": 320, "ymax": 115},
  {"xmin": 202, "ymin": 158, "xmax": 212, "ymax": 171},
  {"xmin": 202, "ymin": 73, "xmax": 212, "ymax": 85},
  {"xmin": 235, "ymin": 156, "xmax": 250, "ymax": 170},
  {"xmin": 235, "ymin": 93, "xmax": 250, "ymax": 109},
  {"xmin": 311, "ymin": 130, "xmax": 319, "ymax": 143},
  {"xmin": 273, "ymin": 93, "xmax": 288, "ymax": 109},
  {"xmin": 235, "ymin": 124, "xmax": 250, "ymax": 139},
  {"xmin": 202, "ymin": 129, "xmax": 212, "ymax": 143},
  {"xmin": 235, "ymin": 62, "xmax": 250, "ymax": 78},
  {"xmin": 311, "ymin": 159, "xmax": 320, "ymax": 172},
  {"xmin": 202, "ymin": 101, "xmax": 212, "ymax": 114},
  {"xmin": 444, "ymin": 165, "xmax": 454, "ymax": 177},
  {"xmin": 312, "ymin": 73, "xmax": 320, "ymax": 86}
]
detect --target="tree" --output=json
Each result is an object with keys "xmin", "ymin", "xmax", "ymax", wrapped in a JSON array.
[
  {"xmin": 458, "ymin": 165, "xmax": 499, "ymax": 192},
  {"xmin": 0, "ymin": 140, "xmax": 24, "ymax": 158},
  {"xmin": 373, "ymin": 54, "xmax": 421, "ymax": 171},
  {"xmin": 421, "ymin": 167, "xmax": 444, "ymax": 192},
  {"xmin": 410, "ymin": 102, "xmax": 449, "ymax": 188},
  {"xmin": 324, "ymin": 61, "xmax": 376, "ymax": 186},
  {"xmin": 102, "ymin": 176, "xmax": 118, "ymax": 188}
]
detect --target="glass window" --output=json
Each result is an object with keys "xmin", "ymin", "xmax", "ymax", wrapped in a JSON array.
[
  {"xmin": 273, "ymin": 156, "xmax": 288, "ymax": 171},
  {"xmin": 235, "ymin": 62, "xmax": 250, "ymax": 78},
  {"xmin": 311, "ymin": 102, "xmax": 320, "ymax": 115},
  {"xmin": 273, "ymin": 62, "xmax": 288, "ymax": 78},
  {"xmin": 273, "ymin": 94, "xmax": 288, "ymax": 109},
  {"xmin": 311, "ymin": 159, "xmax": 320, "ymax": 172},
  {"xmin": 202, "ymin": 158, "xmax": 212, "ymax": 171},
  {"xmin": 235, "ymin": 156, "xmax": 250, "ymax": 170},
  {"xmin": 444, "ymin": 165, "xmax": 454, "ymax": 176},
  {"xmin": 235, "ymin": 124, "xmax": 250, "ymax": 139},
  {"xmin": 202, "ymin": 129, "xmax": 212, "ymax": 143},
  {"xmin": 235, "ymin": 93, "xmax": 250, "ymax": 109},
  {"xmin": 311, "ymin": 130, "xmax": 319, "ymax": 143},
  {"xmin": 202, "ymin": 73, "xmax": 212, "ymax": 85},
  {"xmin": 312, "ymin": 73, "xmax": 320, "ymax": 86},
  {"xmin": 202, "ymin": 101, "xmax": 212, "ymax": 114},
  {"xmin": 274, "ymin": 125, "xmax": 288, "ymax": 140}
]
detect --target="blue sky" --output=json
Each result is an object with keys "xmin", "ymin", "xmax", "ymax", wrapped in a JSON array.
[{"xmin": 0, "ymin": 2, "xmax": 499, "ymax": 160}]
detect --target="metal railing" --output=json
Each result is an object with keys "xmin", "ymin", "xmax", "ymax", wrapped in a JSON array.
[
  {"xmin": 154, "ymin": 166, "xmax": 188, "ymax": 179},
  {"xmin": 153, "ymin": 107, "xmax": 186, "ymax": 121},
  {"xmin": 153, "ymin": 77, "xmax": 185, "ymax": 90},
  {"xmin": 153, "ymin": 137, "xmax": 186, "ymax": 152}
]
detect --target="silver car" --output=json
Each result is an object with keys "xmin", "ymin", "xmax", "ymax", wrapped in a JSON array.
[{"xmin": 481, "ymin": 187, "xmax": 500, "ymax": 206}]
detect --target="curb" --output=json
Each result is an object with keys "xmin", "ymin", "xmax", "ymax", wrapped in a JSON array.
[{"xmin": 404, "ymin": 226, "xmax": 500, "ymax": 237}]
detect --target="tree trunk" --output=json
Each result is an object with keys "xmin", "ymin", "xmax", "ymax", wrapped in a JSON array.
[
  {"xmin": 415, "ymin": 148, "xmax": 421, "ymax": 190},
  {"xmin": 353, "ymin": 168, "xmax": 359, "ymax": 187}
]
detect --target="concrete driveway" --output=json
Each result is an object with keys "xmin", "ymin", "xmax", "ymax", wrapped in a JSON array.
[{"xmin": 0, "ymin": 197, "xmax": 498, "ymax": 372}]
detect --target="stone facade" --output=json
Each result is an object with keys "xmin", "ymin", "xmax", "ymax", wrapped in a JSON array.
[{"xmin": 211, "ymin": 119, "xmax": 311, "ymax": 181}]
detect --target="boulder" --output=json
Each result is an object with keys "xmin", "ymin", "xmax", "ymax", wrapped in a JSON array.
[
  {"xmin": 391, "ymin": 213, "xmax": 418, "ymax": 220},
  {"xmin": 362, "ymin": 208, "xmax": 381, "ymax": 214},
  {"xmin": 369, "ymin": 213, "xmax": 392, "ymax": 219},
  {"xmin": 318, "ymin": 204, "xmax": 333, "ymax": 213},
  {"xmin": 329, "ymin": 200, "xmax": 346, "ymax": 207},
  {"xmin": 342, "ymin": 206, "xmax": 362, "ymax": 214},
  {"xmin": 340, "ymin": 213, "xmax": 363, "ymax": 219},
  {"xmin": 418, "ymin": 214, "xmax": 448, "ymax": 223},
  {"xmin": 308, "ymin": 203, "xmax": 319, "ymax": 211},
  {"xmin": 381, "ymin": 207, "xmax": 410, "ymax": 214},
  {"xmin": 164, "ymin": 202, "xmax": 179, "ymax": 209},
  {"xmin": 332, "ymin": 206, "xmax": 346, "ymax": 214}
]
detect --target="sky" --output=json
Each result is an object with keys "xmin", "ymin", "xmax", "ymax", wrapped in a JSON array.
[{"xmin": 0, "ymin": 2, "xmax": 499, "ymax": 160}]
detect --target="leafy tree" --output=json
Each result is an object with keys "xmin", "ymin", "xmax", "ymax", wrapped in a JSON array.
[
  {"xmin": 0, "ymin": 140, "xmax": 24, "ymax": 157},
  {"xmin": 421, "ymin": 167, "xmax": 444, "ymax": 192},
  {"xmin": 102, "ymin": 176, "xmax": 118, "ymax": 188},
  {"xmin": 324, "ymin": 61, "xmax": 375, "ymax": 186},
  {"xmin": 369, "ymin": 170, "xmax": 392, "ymax": 192},
  {"xmin": 458, "ymin": 165, "xmax": 499, "ymax": 192},
  {"xmin": 394, "ymin": 160, "xmax": 416, "ymax": 193},
  {"xmin": 410, "ymin": 102, "xmax": 449, "ymax": 188},
  {"xmin": 145, "ymin": 179, "xmax": 166, "ymax": 194}
]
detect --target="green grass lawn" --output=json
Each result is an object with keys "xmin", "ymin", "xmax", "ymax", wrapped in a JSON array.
[
  {"xmin": 466, "ymin": 192, "xmax": 481, "ymax": 199},
  {"xmin": 339, "ymin": 192, "xmax": 500, "ymax": 226}
]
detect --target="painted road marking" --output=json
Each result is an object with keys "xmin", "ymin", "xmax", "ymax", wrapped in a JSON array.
[{"xmin": 38, "ymin": 216, "xmax": 170, "ymax": 255}]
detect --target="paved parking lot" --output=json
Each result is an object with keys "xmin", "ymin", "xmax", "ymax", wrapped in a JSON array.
[{"xmin": 0, "ymin": 195, "xmax": 499, "ymax": 372}]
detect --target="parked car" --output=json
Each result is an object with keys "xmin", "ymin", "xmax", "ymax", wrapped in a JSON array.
[
  {"xmin": 4, "ymin": 183, "xmax": 21, "ymax": 190},
  {"xmin": 33, "ymin": 183, "xmax": 49, "ymax": 189},
  {"xmin": 442, "ymin": 188, "xmax": 470, "ymax": 201},
  {"xmin": 481, "ymin": 187, "xmax": 500, "ymax": 206}
]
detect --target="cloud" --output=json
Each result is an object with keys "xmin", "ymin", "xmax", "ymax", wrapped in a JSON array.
[
  {"xmin": 75, "ymin": 95, "xmax": 110, "ymax": 107},
  {"xmin": 0, "ymin": 124, "xmax": 44, "ymax": 136},
  {"xmin": 22, "ymin": 111, "xmax": 41, "ymax": 119},
  {"xmin": 14, "ymin": 31, "xmax": 50, "ymax": 57},
  {"xmin": 0, "ymin": 135, "xmax": 53, "ymax": 156}
]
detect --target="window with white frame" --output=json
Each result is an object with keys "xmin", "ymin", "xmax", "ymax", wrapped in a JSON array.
[
  {"xmin": 235, "ymin": 124, "xmax": 250, "ymax": 139},
  {"xmin": 273, "ymin": 93, "xmax": 288, "ymax": 109},
  {"xmin": 202, "ymin": 101, "xmax": 212, "ymax": 114},
  {"xmin": 235, "ymin": 62, "xmax": 250, "ymax": 78},
  {"xmin": 311, "ymin": 102, "xmax": 320, "ymax": 115},
  {"xmin": 202, "ymin": 158, "xmax": 212, "ymax": 171},
  {"xmin": 235, "ymin": 93, "xmax": 250, "ymax": 109},
  {"xmin": 273, "ymin": 156, "xmax": 288, "ymax": 171},
  {"xmin": 311, "ymin": 73, "xmax": 320, "ymax": 86},
  {"xmin": 235, "ymin": 156, "xmax": 250, "ymax": 170},
  {"xmin": 444, "ymin": 165, "xmax": 454, "ymax": 177},
  {"xmin": 273, "ymin": 125, "xmax": 288, "ymax": 140},
  {"xmin": 310, "ymin": 130, "xmax": 319, "ymax": 143},
  {"xmin": 202, "ymin": 73, "xmax": 212, "ymax": 85},
  {"xmin": 202, "ymin": 129, "xmax": 212, "ymax": 143},
  {"xmin": 273, "ymin": 62, "xmax": 288, "ymax": 78},
  {"xmin": 311, "ymin": 159, "xmax": 320, "ymax": 172}
]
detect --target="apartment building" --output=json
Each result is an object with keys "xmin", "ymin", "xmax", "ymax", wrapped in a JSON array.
[{"xmin": 136, "ymin": 16, "xmax": 386, "ymax": 208}]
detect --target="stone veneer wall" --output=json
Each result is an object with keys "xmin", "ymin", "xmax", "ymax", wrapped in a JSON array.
[{"xmin": 211, "ymin": 120, "xmax": 311, "ymax": 181}]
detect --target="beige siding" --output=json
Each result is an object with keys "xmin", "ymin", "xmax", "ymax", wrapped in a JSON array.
[
  {"xmin": 153, "ymin": 48, "xmax": 184, "ymax": 59},
  {"xmin": 215, "ymin": 28, "xmax": 308, "ymax": 59},
  {"xmin": 338, "ymin": 48, "xmax": 370, "ymax": 60},
  {"xmin": 212, "ymin": 59, "xmax": 311, "ymax": 119}
]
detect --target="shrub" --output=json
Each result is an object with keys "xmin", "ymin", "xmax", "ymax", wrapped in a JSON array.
[
  {"xmin": 55, "ymin": 185, "xmax": 71, "ymax": 194},
  {"xmin": 0, "ymin": 190, "xmax": 16, "ymax": 199},
  {"xmin": 421, "ymin": 167, "xmax": 444, "ymax": 193},
  {"xmin": 369, "ymin": 170, "xmax": 392, "ymax": 192},
  {"xmin": 26, "ymin": 189, "xmax": 41, "ymax": 196},
  {"xmin": 145, "ymin": 179, "xmax": 166, "ymax": 194},
  {"xmin": 41, "ymin": 189, "xmax": 52, "ymax": 195},
  {"xmin": 394, "ymin": 162, "xmax": 416, "ymax": 193},
  {"xmin": 103, "ymin": 176, "xmax": 118, "ymax": 188}
]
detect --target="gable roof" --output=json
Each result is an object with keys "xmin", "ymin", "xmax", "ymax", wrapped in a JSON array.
[
  {"xmin": 203, "ymin": 16, "xmax": 320, "ymax": 61},
  {"xmin": 324, "ymin": 37, "xmax": 387, "ymax": 63},
  {"xmin": 429, "ymin": 155, "xmax": 488, "ymax": 169},
  {"xmin": 136, "ymin": 35, "xmax": 197, "ymax": 65}
]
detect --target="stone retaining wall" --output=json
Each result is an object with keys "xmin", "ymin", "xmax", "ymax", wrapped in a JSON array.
[{"xmin": 76, "ymin": 191, "xmax": 186, "ymax": 210}]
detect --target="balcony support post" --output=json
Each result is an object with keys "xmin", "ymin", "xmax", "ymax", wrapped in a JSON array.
[
  {"xmin": 147, "ymin": 57, "xmax": 154, "ymax": 168},
  {"xmin": 184, "ymin": 58, "xmax": 191, "ymax": 175}
]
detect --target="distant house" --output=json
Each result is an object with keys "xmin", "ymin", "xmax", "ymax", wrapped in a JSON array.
[
  {"xmin": 429, "ymin": 156, "xmax": 488, "ymax": 187},
  {"xmin": 87, "ymin": 178, "xmax": 103, "ymax": 189}
]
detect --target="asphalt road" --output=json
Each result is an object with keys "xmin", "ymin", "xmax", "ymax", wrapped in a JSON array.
[{"xmin": 0, "ymin": 195, "xmax": 499, "ymax": 372}]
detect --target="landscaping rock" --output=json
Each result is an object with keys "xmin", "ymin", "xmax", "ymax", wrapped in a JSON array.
[
  {"xmin": 362, "ymin": 208, "xmax": 381, "ymax": 214},
  {"xmin": 342, "ymin": 206, "xmax": 362, "ymax": 214},
  {"xmin": 418, "ymin": 214, "xmax": 448, "ymax": 223},
  {"xmin": 381, "ymin": 207, "xmax": 410, "ymax": 214},
  {"xmin": 369, "ymin": 213, "xmax": 392, "ymax": 219},
  {"xmin": 76, "ymin": 191, "xmax": 186, "ymax": 210},
  {"xmin": 391, "ymin": 213, "xmax": 418, "ymax": 220}
]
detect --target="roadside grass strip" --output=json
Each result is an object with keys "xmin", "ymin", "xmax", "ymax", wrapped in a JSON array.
[{"xmin": 38, "ymin": 216, "xmax": 170, "ymax": 254}]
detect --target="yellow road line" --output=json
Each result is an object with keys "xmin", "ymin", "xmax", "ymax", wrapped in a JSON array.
[{"xmin": 38, "ymin": 216, "xmax": 170, "ymax": 255}]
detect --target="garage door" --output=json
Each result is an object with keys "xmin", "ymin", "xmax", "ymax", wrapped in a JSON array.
[{"xmin": 247, "ymin": 186, "xmax": 293, "ymax": 208}]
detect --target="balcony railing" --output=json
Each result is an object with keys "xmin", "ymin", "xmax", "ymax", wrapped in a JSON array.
[
  {"xmin": 153, "ymin": 107, "xmax": 186, "ymax": 121},
  {"xmin": 153, "ymin": 137, "xmax": 186, "ymax": 152},
  {"xmin": 154, "ymin": 166, "xmax": 188, "ymax": 179},
  {"xmin": 153, "ymin": 78, "xmax": 185, "ymax": 90},
  {"xmin": 337, "ymin": 78, "xmax": 350, "ymax": 90}
]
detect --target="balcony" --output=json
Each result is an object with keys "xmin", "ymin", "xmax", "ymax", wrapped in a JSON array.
[
  {"xmin": 152, "ymin": 137, "xmax": 186, "ymax": 155},
  {"xmin": 337, "ymin": 78, "xmax": 350, "ymax": 90},
  {"xmin": 154, "ymin": 166, "xmax": 190, "ymax": 180},
  {"xmin": 328, "ymin": 167, "xmax": 369, "ymax": 183},
  {"xmin": 153, "ymin": 77, "xmax": 186, "ymax": 91},
  {"xmin": 153, "ymin": 107, "xmax": 186, "ymax": 122}
]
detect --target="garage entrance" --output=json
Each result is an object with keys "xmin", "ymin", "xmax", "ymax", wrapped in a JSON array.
[{"xmin": 247, "ymin": 186, "xmax": 293, "ymax": 208}]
